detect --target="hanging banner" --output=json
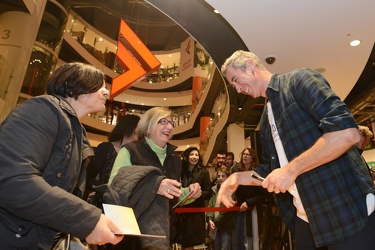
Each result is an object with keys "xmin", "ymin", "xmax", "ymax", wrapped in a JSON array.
[{"xmin": 179, "ymin": 37, "xmax": 194, "ymax": 80}]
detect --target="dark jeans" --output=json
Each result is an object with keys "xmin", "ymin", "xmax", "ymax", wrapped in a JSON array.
[
  {"xmin": 295, "ymin": 211, "xmax": 375, "ymax": 250},
  {"xmin": 214, "ymin": 228, "xmax": 233, "ymax": 250}
]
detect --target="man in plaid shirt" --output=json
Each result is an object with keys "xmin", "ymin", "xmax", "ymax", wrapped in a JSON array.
[{"xmin": 218, "ymin": 50, "xmax": 375, "ymax": 249}]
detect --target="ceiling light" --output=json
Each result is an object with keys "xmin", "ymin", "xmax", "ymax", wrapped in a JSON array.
[
  {"xmin": 238, "ymin": 107, "xmax": 242, "ymax": 110},
  {"xmin": 350, "ymin": 40, "xmax": 361, "ymax": 47},
  {"xmin": 163, "ymin": 98, "xmax": 167, "ymax": 101}
]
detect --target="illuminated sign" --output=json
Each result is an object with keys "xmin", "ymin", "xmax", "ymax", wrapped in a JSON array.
[{"xmin": 111, "ymin": 19, "xmax": 161, "ymax": 99}]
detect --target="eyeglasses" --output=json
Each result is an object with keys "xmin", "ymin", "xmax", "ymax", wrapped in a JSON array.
[
  {"xmin": 242, "ymin": 153, "xmax": 251, "ymax": 157},
  {"xmin": 158, "ymin": 118, "xmax": 176, "ymax": 128}
]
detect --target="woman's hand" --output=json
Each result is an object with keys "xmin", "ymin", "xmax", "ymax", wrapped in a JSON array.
[
  {"xmin": 157, "ymin": 178, "xmax": 182, "ymax": 199},
  {"xmin": 85, "ymin": 214, "xmax": 123, "ymax": 245},
  {"xmin": 188, "ymin": 183, "xmax": 202, "ymax": 199}
]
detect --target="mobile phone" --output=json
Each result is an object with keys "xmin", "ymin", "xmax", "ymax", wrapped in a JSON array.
[{"xmin": 251, "ymin": 173, "xmax": 265, "ymax": 181}]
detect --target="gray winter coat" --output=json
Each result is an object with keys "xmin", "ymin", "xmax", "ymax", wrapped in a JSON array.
[{"xmin": 0, "ymin": 95, "xmax": 102, "ymax": 249}]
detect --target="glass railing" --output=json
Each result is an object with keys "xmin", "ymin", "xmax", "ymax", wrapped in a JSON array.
[
  {"xmin": 65, "ymin": 13, "xmax": 119, "ymax": 71},
  {"xmin": 64, "ymin": 12, "xmax": 182, "ymax": 81},
  {"xmin": 199, "ymin": 88, "xmax": 228, "ymax": 155},
  {"xmin": 63, "ymin": 11, "xmax": 228, "ymax": 161},
  {"xmin": 88, "ymin": 102, "xmax": 193, "ymax": 127}
]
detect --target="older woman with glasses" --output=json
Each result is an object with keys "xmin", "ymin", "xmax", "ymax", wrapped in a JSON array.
[{"xmin": 108, "ymin": 106, "xmax": 201, "ymax": 249}]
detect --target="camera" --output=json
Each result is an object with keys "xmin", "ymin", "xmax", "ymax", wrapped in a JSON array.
[{"xmin": 265, "ymin": 57, "xmax": 276, "ymax": 65}]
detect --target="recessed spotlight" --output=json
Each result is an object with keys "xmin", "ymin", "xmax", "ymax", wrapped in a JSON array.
[
  {"xmin": 238, "ymin": 107, "xmax": 242, "ymax": 110},
  {"xmin": 163, "ymin": 98, "xmax": 167, "ymax": 101},
  {"xmin": 350, "ymin": 40, "xmax": 361, "ymax": 47}
]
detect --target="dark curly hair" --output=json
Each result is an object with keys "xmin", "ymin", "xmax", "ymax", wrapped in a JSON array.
[{"xmin": 181, "ymin": 146, "xmax": 203, "ymax": 167}]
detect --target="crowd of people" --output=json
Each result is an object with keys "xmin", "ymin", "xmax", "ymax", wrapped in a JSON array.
[
  {"xmin": 87, "ymin": 105, "xmax": 263, "ymax": 249},
  {"xmin": 1, "ymin": 51, "xmax": 375, "ymax": 250}
]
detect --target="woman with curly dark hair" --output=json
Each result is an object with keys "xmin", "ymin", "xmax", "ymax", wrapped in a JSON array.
[{"xmin": 174, "ymin": 147, "xmax": 213, "ymax": 250}]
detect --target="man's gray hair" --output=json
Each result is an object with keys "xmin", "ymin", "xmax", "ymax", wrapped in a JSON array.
[{"xmin": 221, "ymin": 50, "xmax": 265, "ymax": 77}]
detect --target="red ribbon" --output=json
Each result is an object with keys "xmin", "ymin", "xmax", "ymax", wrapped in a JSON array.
[{"xmin": 174, "ymin": 206, "xmax": 252, "ymax": 213}]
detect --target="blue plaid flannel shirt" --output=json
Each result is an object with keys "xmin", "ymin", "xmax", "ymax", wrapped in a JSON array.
[{"xmin": 255, "ymin": 68, "xmax": 375, "ymax": 247}]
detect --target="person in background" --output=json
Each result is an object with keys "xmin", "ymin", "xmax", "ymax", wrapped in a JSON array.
[
  {"xmin": 356, "ymin": 125, "xmax": 375, "ymax": 184},
  {"xmin": 86, "ymin": 114, "xmax": 140, "ymax": 210},
  {"xmin": 117, "ymin": 102, "xmax": 127, "ymax": 121},
  {"xmin": 209, "ymin": 150, "xmax": 227, "ymax": 186},
  {"xmin": 215, "ymin": 150, "xmax": 228, "ymax": 169},
  {"xmin": 108, "ymin": 107, "xmax": 202, "ymax": 249},
  {"xmin": 0, "ymin": 62, "xmax": 123, "ymax": 248},
  {"xmin": 207, "ymin": 166, "xmax": 236, "ymax": 250},
  {"xmin": 218, "ymin": 50, "xmax": 375, "ymax": 250},
  {"xmin": 226, "ymin": 151, "xmax": 237, "ymax": 171},
  {"xmin": 175, "ymin": 147, "xmax": 213, "ymax": 250},
  {"xmin": 232, "ymin": 147, "xmax": 266, "ymax": 250}
]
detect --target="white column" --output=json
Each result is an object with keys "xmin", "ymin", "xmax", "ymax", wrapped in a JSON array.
[
  {"xmin": 0, "ymin": 0, "xmax": 47, "ymax": 121},
  {"xmin": 227, "ymin": 123, "xmax": 245, "ymax": 161},
  {"xmin": 251, "ymin": 208, "xmax": 259, "ymax": 250}
]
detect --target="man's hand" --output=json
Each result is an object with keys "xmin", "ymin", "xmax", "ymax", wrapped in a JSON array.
[
  {"xmin": 217, "ymin": 173, "xmax": 239, "ymax": 207},
  {"xmin": 262, "ymin": 166, "xmax": 296, "ymax": 194},
  {"xmin": 85, "ymin": 214, "xmax": 123, "ymax": 245}
]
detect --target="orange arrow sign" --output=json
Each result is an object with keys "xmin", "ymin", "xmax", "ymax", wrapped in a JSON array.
[{"xmin": 111, "ymin": 19, "xmax": 161, "ymax": 99}]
